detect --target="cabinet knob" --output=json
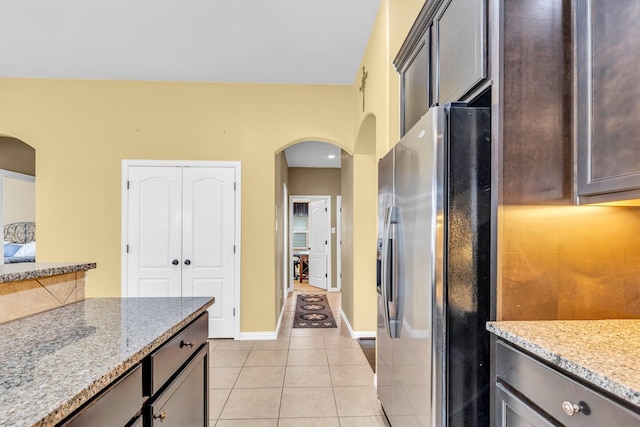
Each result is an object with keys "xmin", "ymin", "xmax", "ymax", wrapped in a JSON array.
[
  {"xmin": 184, "ymin": 259, "xmax": 191, "ymax": 265},
  {"xmin": 180, "ymin": 339, "xmax": 195, "ymax": 348},
  {"xmin": 153, "ymin": 410, "xmax": 167, "ymax": 422},
  {"xmin": 171, "ymin": 259, "xmax": 179, "ymax": 265},
  {"xmin": 562, "ymin": 401, "xmax": 581, "ymax": 416}
]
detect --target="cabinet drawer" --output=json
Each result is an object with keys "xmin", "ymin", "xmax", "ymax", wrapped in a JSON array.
[
  {"xmin": 147, "ymin": 313, "xmax": 208, "ymax": 395},
  {"xmin": 146, "ymin": 343, "xmax": 208, "ymax": 426},
  {"xmin": 496, "ymin": 341, "xmax": 640, "ymax": 426},
  {"xmin": 62, "ymin": 364, "xmax": 142, "ymax": 427}
]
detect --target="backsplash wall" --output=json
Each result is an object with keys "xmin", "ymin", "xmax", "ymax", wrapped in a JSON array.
[{"xmin": 500, "ymin": 205, "xmax": 640, "ymax": 320}]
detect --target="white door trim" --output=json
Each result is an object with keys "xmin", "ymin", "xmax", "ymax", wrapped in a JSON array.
[
  {"xmin": 335, "ymin": 195, "xmax": 342, "ymax": 291},
  {"xmin": 121, "ymin": 159, "xmax": 242, "ymax": 339},
  {"xmin": 288, "ymin": 195, "xmax": 331, "ymax": 290}
]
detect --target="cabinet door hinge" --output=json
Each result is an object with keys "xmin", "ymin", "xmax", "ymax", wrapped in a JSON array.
[
  {"xmin": 233, "ymin": 308, "xmax": 236, "ymax": 316},
  {"xmin": 127, "ymin": 181, "xmax": 130, "ymax": 190},
  {"xmin": 325, "ymin": 207, "xmax": 327, "ymax": 212},
  {"xmin": 126, "ymin": 244, "xmax": 129, "ymax": 253},
  {"xmin": 325, "ymin": 240, "xmax": 327, "ymax": 245},
  {"xmin": 234, "ymin": 182, "xmax": 236, "ymax": 191},
  {"xmin": 233, "ymin": 245, "xmax": 236, "ymax": 254}
]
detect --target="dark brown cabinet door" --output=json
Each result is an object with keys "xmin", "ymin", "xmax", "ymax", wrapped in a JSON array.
[
  {"xmin": 576, "ymin": 0, "xmax": 640, "ymax": 203},
  {"xmin": 399, "ymin": 32, "xmax": 430, "ymax": 136},
  {"xmin": 146, "ymin": 344, "xmax": 208, "ymax": 426}
]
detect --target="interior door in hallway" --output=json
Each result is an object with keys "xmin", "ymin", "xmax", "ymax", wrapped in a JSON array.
[
  {"xmin": 308, "ymin": 199, "xmax": 327, "ymax": 289},
  {"xmin": 181, "ymin": 167, "xmax": 236, "ymax": 338}
]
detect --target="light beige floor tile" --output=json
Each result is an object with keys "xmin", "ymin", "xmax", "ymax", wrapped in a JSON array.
[
  {"xmin": 290, "ymin": 328, "xmax": 315, "ymax": 336},
  {"xmin": 216, "ymin": 420, "xmax": 278, "ymax": 427},
  {"xmin": 235, "ymin": 366, "xmax": 286, "ymax": 388},
  {"xmin": 277, "ymin": 417, "xmax": 340, "ymax": 427},
  {"xmin": 208, "ymin": 339, "xmax": 221, "ymax": 351},
  {"xmin": 287, "ymin": 349, "xmax": 328, "ymax": 366},
  {"xmin": 214, "ymin": 339, "xmax": 255, "ymax": 351},
  {"xmin": 334, "ymin": 386, "xmax": 384, "ymax": 417},
  {"xmin": 209, "ymin": 388, "xmax": 232, "ymax": 420},
  {"xmin": 330, "ymin": 365, "xmax": 374, "ymax": 387},
  {"xmin": 219, "ymin": 388, "xmax": 282, "ymax": 419},
  {"xmin": 244, "ymin": 349, "xmax": 288, "ymax": 366},
  {"xmin": 326, "ymin": 349, "xmax": 369, "ymax": 366},
  {"xmin": 284, "ymin": 365, "xmax": 332, "ymax": 388},
  {"xmin": 279, "ymin": 387, "xmax": 337, "ymax": 418},
  {"xmin": 338, "ymin": 416, "xmax": 390, "ymax": 427},
  {"xmin": 252, "ymin": 337, "xmax": 290, "ymax": 350},
  {"xmin": 210, "ymin": 367, "xmax": 241, "ymax": 389},
  {"xmin": 323, "ymin": 336, "xmax": 361, "ymax": 350},
  {"xmin": 210, "ymin": 350, "xmax": 249, "ymax": 367},
  {"xmin": 289, "ymin": 336, "xmax": 325, "ymax": 350}
]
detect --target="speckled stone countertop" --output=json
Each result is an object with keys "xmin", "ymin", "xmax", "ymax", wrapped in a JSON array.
[
  {"xmin": 0, "ymin": 262, "xmax": 96, "ymax": 283},
  {"xmin": 0, "ymin": 297, "xmax": 214, "ymax": 427},
  {"xmin": 488, "ymin": 320, "xmax": 640, "ymax": 408}
]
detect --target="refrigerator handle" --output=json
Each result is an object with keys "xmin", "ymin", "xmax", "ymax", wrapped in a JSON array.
[{"xmin": 380, "ymin": 206, "xmax": 393, "ymax": 338}]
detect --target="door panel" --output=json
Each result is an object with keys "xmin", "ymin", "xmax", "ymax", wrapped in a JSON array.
[
  {"xmin": 127, "ymin": 167, "xmax": 182, "ymax": 297},
  {"xmin": 308, "ymin": 199, "xmax": 327, "ymax": 289},
  {"xmin": 182, "ymin": 167, "xmax": 236, "ymax": 338}
]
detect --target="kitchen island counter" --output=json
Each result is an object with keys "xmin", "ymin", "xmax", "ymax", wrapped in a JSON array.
[
  {"xmin": 0, "ymin": 262, "xmax": 96, "ymax": 284},
  {"xmin": 488, "ymin": 319, "xmax": 640, "ymax": 409},
  {"xmin": 0, "ymin": 297, "xmax": 214, "ymax": 427}
]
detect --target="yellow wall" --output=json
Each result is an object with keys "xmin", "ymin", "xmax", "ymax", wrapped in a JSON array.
[
  {"xmin": 338, "ymin": 0, "xmax": 425, "ymax": 333},
  {"xmin": 274, "ymin": 151, "xmax": 289, "ymax": 320},
  {"xmin": 0, "ymin": 78, "xmax": 353, "ymax": 333}
]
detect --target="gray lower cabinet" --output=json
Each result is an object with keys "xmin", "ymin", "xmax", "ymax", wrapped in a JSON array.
[
  {"xmin": 576, "ymin": 0, "xmax": 640, "ymax": 203},
  {"xmin": 495, "ymin": 340, "xmax": 640, "ymax": 426},
  {"xmin": 145, "ymin": 343, "xmax": 208, "ymax": 426},
  {"xmin": 58, "ymin": 312, "xmax": 209, "ymax": 427},
  {"xmin": 433, "ymin": 0, "xmax": 487, "ymax": 104},
  {"xmin": 61, "ymin": 365, "xmax": 143, "ymax": 427}
]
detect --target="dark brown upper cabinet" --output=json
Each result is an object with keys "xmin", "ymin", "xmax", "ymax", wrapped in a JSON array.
[
  {"xmin": 432, "ymin": 0, "xmax": 487, "ymax": 105},
  {"xmin": 394, "ymin": 0, "xmax": 487, "ymax": 137},
  {"xmin": 576, "ymin": 0, "xmax": 640, "ymax": 204}
]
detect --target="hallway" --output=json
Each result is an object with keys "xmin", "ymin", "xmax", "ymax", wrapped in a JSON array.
[{"xmin": 208, "ymin": 289, "xmax": 387, "ymax": 426}]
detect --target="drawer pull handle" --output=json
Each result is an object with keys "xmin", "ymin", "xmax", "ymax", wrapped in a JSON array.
[
  {"xmin": 562, "ymin": 401, "xmax": 581, "ymax": 416},
  {"xmin": 180, "ymin": 339, "xmax": 195, "ymax": 348},
  {"xmin": 153, "ymin": 410, "xmax": 167, "ymax": 422}
]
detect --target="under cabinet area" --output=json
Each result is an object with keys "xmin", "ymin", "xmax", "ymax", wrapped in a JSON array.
[
  {"xmin": 494, "ymin": 340, "xmax": 640, "ymax": 426},
  {"xmin": 576, "ymin": 0, "xmax": 640, "ymax": 203}
]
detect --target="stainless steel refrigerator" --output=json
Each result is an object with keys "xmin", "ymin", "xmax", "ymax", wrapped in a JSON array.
[{"xmin": 377, "ymin": 103, "xmax": 491, "ymax": 427}]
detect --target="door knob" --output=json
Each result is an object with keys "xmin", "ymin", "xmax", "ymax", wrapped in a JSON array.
[
  {"xmin": 184, "ymin": 259, "xmax": 191, "ymax": 265},
  {"xmin": 171, "ymin": 259, "xmax": 179, "ymax": 265}
]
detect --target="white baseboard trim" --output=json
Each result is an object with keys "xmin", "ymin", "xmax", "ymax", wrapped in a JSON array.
[
  {"xmin": 373, "ymin": 373, "xmax": 377, "ymax": 389},
  {"xmin": 237, "ymin": 331, "xmax": 278, "ymax": 340},
  {"xmin": 340, "ymin": 309, "xmax": 376, "ymax": 339},
  {"xmin": 275, "ymin": 303, "xmax": 286, "ymax": 336}
]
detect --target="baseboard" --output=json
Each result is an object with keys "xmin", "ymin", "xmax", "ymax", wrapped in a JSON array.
[
  {"xmin": 237, "ymin": 331, "xmax": 278, "ymax": 340},
  {"xmin": 275, "ymin": 302, "xmax": 286, "ymax": 336},
  {"xmin": 340, "ymin": 308, "xmax": 376, "ymax": 339}
]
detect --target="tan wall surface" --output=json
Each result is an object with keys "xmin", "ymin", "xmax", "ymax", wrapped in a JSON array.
[
  {"xmin": 340, "ymin": 151, "xmax": 355, "ymax": 323},
  {"xmin": 288, "ymin": 167, "xmax": 341, "ymax": 287},
  {"xmin": 3, "ymin": 176, "xmax": 35, "ymax": 224},
  {"xmin": 501, "ymin": 205, "xmax": 640, "ymax": 320},
  {"xmin": 274, "ymin": 151, "xmax": 289, "ymax": 320},
  {"xmin": 0, "ymin": 78, "xmax": 353, "ymax": 333}
]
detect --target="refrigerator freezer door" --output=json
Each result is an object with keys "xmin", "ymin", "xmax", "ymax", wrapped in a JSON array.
[
  {"xmin": 391, "ymin": 110, "xmax": 437, "ymax": 427},
  {"xmin": 377, "ymin": 148, "xmax": 395, "ymax": 420}
]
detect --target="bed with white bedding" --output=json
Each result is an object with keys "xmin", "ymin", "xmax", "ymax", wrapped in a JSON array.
[{"xmin": 3, "ymin": 222, "xmax": 36, "ymax": 263}]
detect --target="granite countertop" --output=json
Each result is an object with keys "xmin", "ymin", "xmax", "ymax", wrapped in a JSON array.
[
  {"xmin": 0, "ymin": 262, "xmax": 97, "ymax": 283},
  {"xmin": 488, "ymin": 320, "xmax": 640, "ymax": 408},
  {"xmin": 0, "ymin": 297, "xmax": 214, "ymax": 427}
]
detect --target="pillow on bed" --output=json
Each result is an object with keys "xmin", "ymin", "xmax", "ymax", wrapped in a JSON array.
[
  {"xmin": 4, "ymin": 243, "xmax": 22, "ymax": 257},
  {"xmin": 14, "ymin": 241, "xmax": 36, "ymax": 257}
]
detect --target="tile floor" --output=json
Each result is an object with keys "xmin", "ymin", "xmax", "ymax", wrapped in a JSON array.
[{"xmin": 208, "ymin": 289, "xmax": 389, "ymax": 426}]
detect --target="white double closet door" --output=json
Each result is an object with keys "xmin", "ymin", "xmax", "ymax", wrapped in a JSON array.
[{"xmin": 126, "ymin": 165, "xmax": 236, "ymax": 338}]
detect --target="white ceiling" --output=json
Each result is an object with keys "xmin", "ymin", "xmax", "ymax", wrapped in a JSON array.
[
  {"xmin": 284, "ymin": 141, "xmax": 341, "ymax": 168},
  {"xmin": 0, "ymin": 0, "xmax": 381, "ymax": 85}
]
